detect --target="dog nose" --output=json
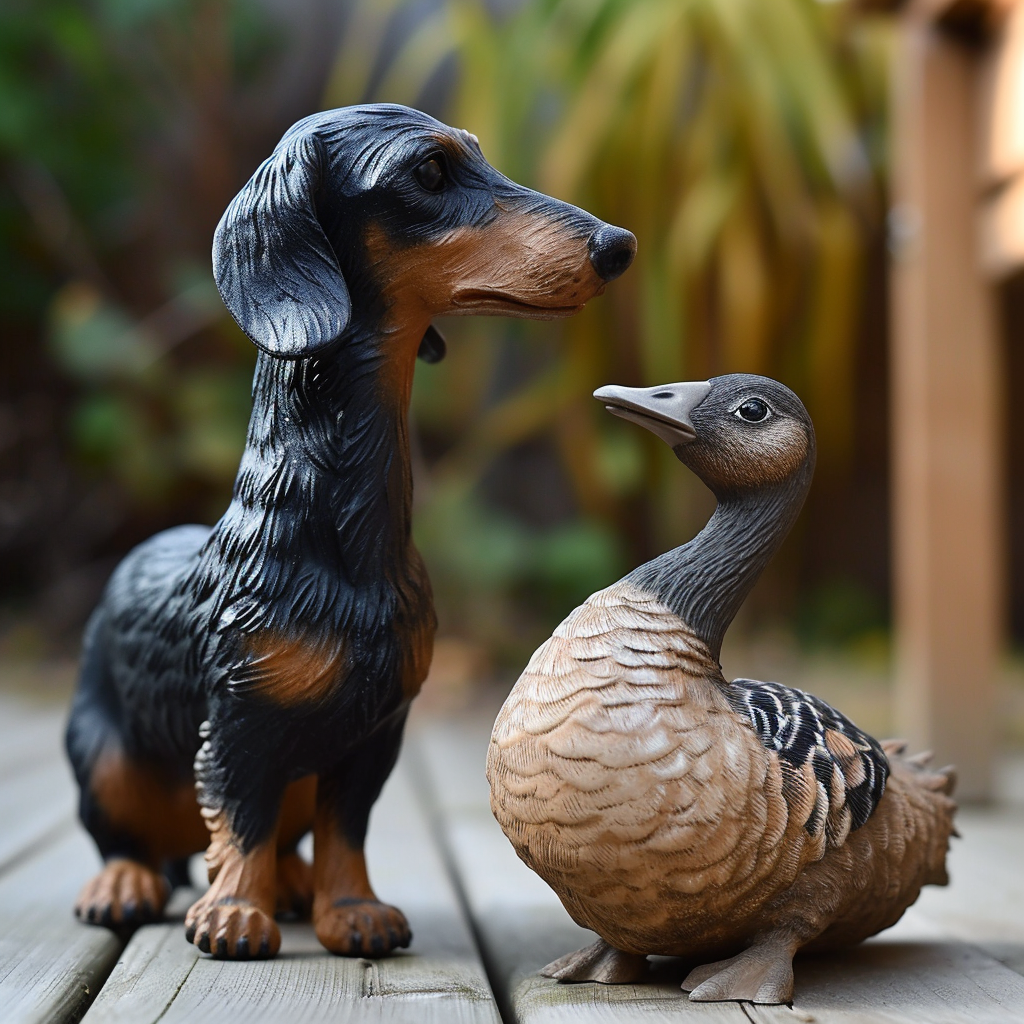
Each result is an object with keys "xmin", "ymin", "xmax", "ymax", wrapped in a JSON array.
[{"xmin": 588, "ymin": 225, "xmax": 637, "ymax": 282}]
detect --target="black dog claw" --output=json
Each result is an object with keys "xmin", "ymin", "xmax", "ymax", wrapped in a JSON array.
[{"xmin": 63, "ymin": 103, "xmax": 635, "ymax": 963}]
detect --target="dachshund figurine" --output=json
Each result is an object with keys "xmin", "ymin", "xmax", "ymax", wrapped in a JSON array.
[
  {"xmin": 66, "ymin": 103, "xmax": 636, "ymax": 960},
  {"xmin": 488, "ymin": 375, "xmax": 956, "ymax": 1004}
]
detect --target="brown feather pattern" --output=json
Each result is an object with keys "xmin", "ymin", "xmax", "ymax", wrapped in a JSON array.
[{"xmin": 488, "ymin": 580, "xmax": 956, "ymax": 961}]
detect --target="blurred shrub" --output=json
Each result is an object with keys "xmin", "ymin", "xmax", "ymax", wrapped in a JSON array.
[
  {"xmin": 0, "ymin": 0, "xmax": 337, "ymax": 636},
  {"xmin": 0, "ymin": 0, "xmax": 893, "ymax": 665},
  {"xmin": 327, "ymin": 0, "xmax": 894, "ymax": 664},
  {"xmin": 796, "ymin": 577, "xmax": 888, "ymax": 653}
]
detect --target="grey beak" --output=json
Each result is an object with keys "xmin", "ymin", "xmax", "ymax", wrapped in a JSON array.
[{"xmin": 593, "ymin": 381, "xmax": 712, "ymax": 447}]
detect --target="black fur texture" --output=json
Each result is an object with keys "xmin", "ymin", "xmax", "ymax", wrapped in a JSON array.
[{"xmin": 66, "ymin": 104, "xmax": 633, "ymax": 890}]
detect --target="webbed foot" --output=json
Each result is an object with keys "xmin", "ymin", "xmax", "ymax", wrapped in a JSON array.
[
  {"xmin": 682, "ymin": 938, "xmax": 796, "ymax": 1004},
  {"xmin": 541, "ymin": 938, "xmax": 649, "ymax": 984}
]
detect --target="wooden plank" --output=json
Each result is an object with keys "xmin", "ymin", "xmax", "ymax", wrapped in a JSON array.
[
  {"xmin": 745, "ymin": 910, "xmax": 1024, "ymax": 1023},
  {"xmin": 0, "ymin": 828, "xmax": 123, "ymax": 1024},
  {"xmin": 81, "ymin": 750, "xmax": 501, "ymax": 1024},
  {"xmin": 0, "ymin": 696, "xmax": 122, "ymax": 1023},
  {"xmin": 911, "ymin": 806, "xmax": 1024, "ymax": 974},
  {"xmin": 890, "ymin": 14, "xmax": 1003, "ymax": 799},
  {"xmin": 0, "ymin": 760, "xmax": 77, "ymax": 874},
  {"xmin": 0, "ymin": 712, "xmax": 66, "ymax": 780},
  {"xmin": 413, "ymin": 718, "xmax": 1024, "ymax": 1024},
  {"xmin": 0, "ymin": 696, "xmax": 77, "ymax": 877}
]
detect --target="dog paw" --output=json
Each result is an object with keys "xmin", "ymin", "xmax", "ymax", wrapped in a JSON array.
[
  {"xmin": 276, "ymin": 851, "xmax": 313, "ymax": 919},
  {"xmin": 315, "ymin": 898, "xmax": 411, "ymax": 957},
  {"xmin": 185, "ymin": 895, "xmax": 281, "ymax": 959},
  {"xmin": 75, "ymin": 859, "xmax": 168, "ymax": 929}
]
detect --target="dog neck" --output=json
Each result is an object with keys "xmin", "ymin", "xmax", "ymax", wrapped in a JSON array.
[{"xmin": 224, "ymin": 317, "xmax": 423, "ymax": 590}]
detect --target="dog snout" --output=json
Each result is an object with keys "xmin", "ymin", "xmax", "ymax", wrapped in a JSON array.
[{"xmin": 587, "ymin": 225, "xmax": 637, "ymax": 283}]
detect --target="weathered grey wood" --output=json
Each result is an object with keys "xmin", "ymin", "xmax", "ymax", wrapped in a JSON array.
[
  {"xmin": 0, "ymin": 827, "xmax": 123, "ymax": 1024},
  {"xmin": 73, "ymin": 918, "xmax": 198, "ymax": 1024},
  {"xmin": 0, "ymin": 711, "xmax": 65, "ymax": 780},
  {"xmin": 746, "ymin": 916, "xmax": 1024, "ymax": 1024},
  {"xmin": 0, "ymin": 694, "xmax": 77, "ymax": 877},
  {"xmin": 81, "ymin": 752, "xmax": 500, "ymax": 1024},
  {"xmin": 0, "ymin": 759, "xmax": 76, "ymax": 874},
  {"xmin": 910, "ymin": 807, "xmax": 1024, "ymax": 975},
  {"xmin": 413, "ymin": 717, "xmax": 1024, "ymax": 1024},
  {"xmin": 0, "ymin": 696, "xmax": 122, "ymax": 1023}
]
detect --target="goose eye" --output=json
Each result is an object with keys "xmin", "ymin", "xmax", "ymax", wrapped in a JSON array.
[
  {"xmin": 414, "ymin": 156, "xmax": 445, "ymax": 192},
  {"xmin": 736, "ymin": 398, "xmax": 769, "ymax": 423}
]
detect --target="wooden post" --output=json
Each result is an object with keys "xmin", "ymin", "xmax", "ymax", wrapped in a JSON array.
[{"xmin": 890, "ymin": 11, "xmax": 1004, "ymax": 800}]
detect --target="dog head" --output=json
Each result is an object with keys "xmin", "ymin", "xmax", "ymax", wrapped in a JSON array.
[{"xmin": 213, "ymin": 104, "xmax": 636, "ymax": 361}]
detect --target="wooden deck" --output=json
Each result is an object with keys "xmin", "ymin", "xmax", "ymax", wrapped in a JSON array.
[{"xmin": 2, "ymin": 688, "xmax": 1024, "ymax": 1024}]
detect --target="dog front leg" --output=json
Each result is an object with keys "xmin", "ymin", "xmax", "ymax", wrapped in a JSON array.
[
  {"xmin": 313, "ymin": 709, "xmax": 411, "ymax": 956},
  {"xmin": 185, "ymin": 724, "xmax": 284, "ymax": 959}
]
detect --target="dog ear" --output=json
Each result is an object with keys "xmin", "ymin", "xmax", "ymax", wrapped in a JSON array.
[
  {"xmin": 213, "ymin": 131, "xmax": 351, "ymax": 359},
  {"xmin": 417, "ymin": 324, "xmax": 447, "ymax": 363}
]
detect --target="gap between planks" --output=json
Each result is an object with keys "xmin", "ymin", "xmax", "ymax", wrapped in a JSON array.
[
  {"xmin": 0, "ymin": 694, "xmax": 125, "ymax": 1024},
  {"xmin": 0, "ymin": 827, "xmax": 124, "ymax": 1024}
]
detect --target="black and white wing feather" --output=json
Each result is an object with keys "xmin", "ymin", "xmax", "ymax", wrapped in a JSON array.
[{"xmin": 726, "ymin": 679, "xmax": 889, "ymax": 848}]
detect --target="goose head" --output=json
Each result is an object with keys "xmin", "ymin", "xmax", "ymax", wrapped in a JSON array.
[{"xmin": 594, "ymin": 373, "xmax": 815, "ymax": 499}]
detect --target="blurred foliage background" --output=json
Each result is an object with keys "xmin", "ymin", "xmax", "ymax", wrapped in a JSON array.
[{"xmin": 0, "ymin": 0, "xmax": 897, "ymax": 686}]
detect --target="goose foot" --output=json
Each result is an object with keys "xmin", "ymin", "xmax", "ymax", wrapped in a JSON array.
[
  {"xmin": 541, "ymin": 938, "xmax": 648, "ymax": 984},
  {"xmin": 682, "ymin": 937, "xmax": 797, "ymax": 1004}
]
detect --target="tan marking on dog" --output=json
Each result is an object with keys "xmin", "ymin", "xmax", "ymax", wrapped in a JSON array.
[
  {"xmin": 278, "ymin": 774, "xmax": 317, "ymax": 850},
  {"xmin": 365, "ymin": 211, "xmax": 605, "ymax": 332},
  {"xmin": 239, "ymin": 633, "xmax": 346, "ymax": 707},
  {"xmin": 74, "ymin": 858, "xmax": 169, "ymax": 925},
  {"xmin": 276, "ymin": 850, "xmax": 314, "ymax": 917},
  {"xmin": 366, "ymin": 210, "xmax": 606, "ymax": 409},
  {"xmin": 311, "ymin": 799, "xmax": 411, "ymax": 955},
  {"xmin": 186, "ymin": 776, "xmax": 316, "ymax": 957},
  {"xmin": 187, "ymin": 819, "xmax": 281, "ymax": 957},
  {"xmin": 200, "ymin": 775, "xmax": 315, "ymax": 885},
  {"xmin": 91, "ymin": 748, "xmax": 209, "ymax": 862},
  {"xmin": 313, "ymin": 810, "xmax": 376, "ymax": 906}
]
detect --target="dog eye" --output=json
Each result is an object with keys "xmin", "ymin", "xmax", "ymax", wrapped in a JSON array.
[
  {"xmin": 736, "ymin": 398, "xmax": 770, "ymax": 423},
  {"xmin": 413, "ymin": 156, "xmax": 445, "ymax": 193}
]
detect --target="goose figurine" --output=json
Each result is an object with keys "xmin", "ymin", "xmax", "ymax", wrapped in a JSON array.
[{"xmin": 487, "ymin": 374, "xmax": 956, "ymax": 1004}]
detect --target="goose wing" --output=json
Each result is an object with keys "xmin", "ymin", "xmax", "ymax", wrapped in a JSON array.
[{"xmin": 726, "ymin": 679, "xmax": 889, "ymax": 848}]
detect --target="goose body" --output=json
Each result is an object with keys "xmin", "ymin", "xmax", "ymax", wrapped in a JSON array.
[{"xmin": 487, "ymin": 375, "xmax": 956, "ymax": 1004}]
